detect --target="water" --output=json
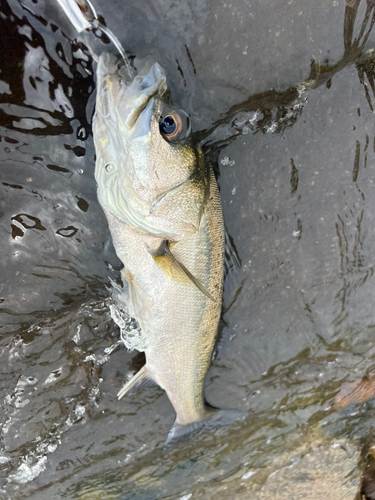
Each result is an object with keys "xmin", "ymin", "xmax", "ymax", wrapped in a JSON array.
[{"xmin": 1, "ymin": 0, "xmax": 375, "ymax": 498}]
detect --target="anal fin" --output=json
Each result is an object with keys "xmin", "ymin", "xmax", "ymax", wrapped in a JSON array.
[
  {"xmin": 117, "ymin": 365, "xmax": 156, "ymax": 400},
  {"xmin": 148, "ymin": 240, "xmax": 217, "ymax": 302}
]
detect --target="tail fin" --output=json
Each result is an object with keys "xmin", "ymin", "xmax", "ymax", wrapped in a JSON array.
[{"xmin": 164, "ymin": 408, "xmax": 245, "ymax": 450}]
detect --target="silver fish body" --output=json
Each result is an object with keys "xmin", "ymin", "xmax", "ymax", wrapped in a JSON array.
[{"xmin": 93, "ymin": 54, "xmax": 236, "ymax": 442}]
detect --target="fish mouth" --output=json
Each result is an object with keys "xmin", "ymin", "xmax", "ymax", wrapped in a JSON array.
[
  {"xmin": 96, "ymin": 54, "xmax": 166, "ymax": 139},
  {"xmin": 123, "ymin": 62, "xmax": 167, "ymax": 137}
]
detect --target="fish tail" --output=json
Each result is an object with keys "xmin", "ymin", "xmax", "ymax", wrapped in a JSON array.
[{"xmin": 164, "ymin": 407, "xmax": 245, "ymax": 450}]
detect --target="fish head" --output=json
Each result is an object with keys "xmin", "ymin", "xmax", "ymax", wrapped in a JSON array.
[{"xmin": 93, "ymin": 53, "xmax": 209, "ymax": 240}]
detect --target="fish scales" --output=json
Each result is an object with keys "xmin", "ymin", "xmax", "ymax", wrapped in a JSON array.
[{"xmin": 104, "ymin": 170, "xmax": 224, "ymax": 425}]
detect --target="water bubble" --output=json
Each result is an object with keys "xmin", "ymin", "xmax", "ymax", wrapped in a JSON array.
[
  {"xmin": 27, "ymin": 376, "xmax": 38, "ymax": 385},
  {"xmin": 220, "ymin": 156, "xmax": 235, "ymax": 167}
]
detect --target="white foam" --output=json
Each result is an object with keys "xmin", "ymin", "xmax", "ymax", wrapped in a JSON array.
[
  {"xmin": 109, "ymin": 302, "xmax": 147, "ymax": 351},
  {"xmin": 8, "ymin": 456, "xmax": 47, "ymax": 484}
]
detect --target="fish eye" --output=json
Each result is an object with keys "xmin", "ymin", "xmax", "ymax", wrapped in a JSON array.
[
  {"xmin": 159, "ymin": 109, "xmax": 191, "ymax": 142},
  {"xmin": 160, "ymin": 115, "xmax": 179, "ymax": 137}
]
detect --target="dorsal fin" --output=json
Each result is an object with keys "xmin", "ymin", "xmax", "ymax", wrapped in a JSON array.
[
  {"xmin": 224, "ymin": 228, "xmax": 241, "ymax": 280},
  {"xmin": 148, "ymin": 240, "xmax": 217, "ymax": 302}
]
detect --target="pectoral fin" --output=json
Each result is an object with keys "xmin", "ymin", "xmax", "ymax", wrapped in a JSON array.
[
  {"xmin": 148, "ymin": 241, "xmax": 217, "ymax": 302},
  {"xmin": 124, "ymin": 269, "xmax": 153, "ymax": 332}
]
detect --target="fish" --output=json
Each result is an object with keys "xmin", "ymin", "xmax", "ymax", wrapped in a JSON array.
[
  {"xmin": 93, "ymin": 53, "xmax": 242, "ymax": 445},
  {"xmin": 55, "ymin": 0, "xmax": 242, "ymax": 445}
]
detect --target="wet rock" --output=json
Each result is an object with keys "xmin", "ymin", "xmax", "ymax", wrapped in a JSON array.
[
  {"xmin": 333, "ymin": 375, "xmax": 375, "ymax": 411},
  {"xmin": 247, "ymin": 440, "xmax": 360, "ymax": 500}
]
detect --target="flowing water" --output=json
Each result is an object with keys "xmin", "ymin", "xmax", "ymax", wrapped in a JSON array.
[{"xmin": 1, "ymin": 0, "xmax": 375, "ymax": 498}]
